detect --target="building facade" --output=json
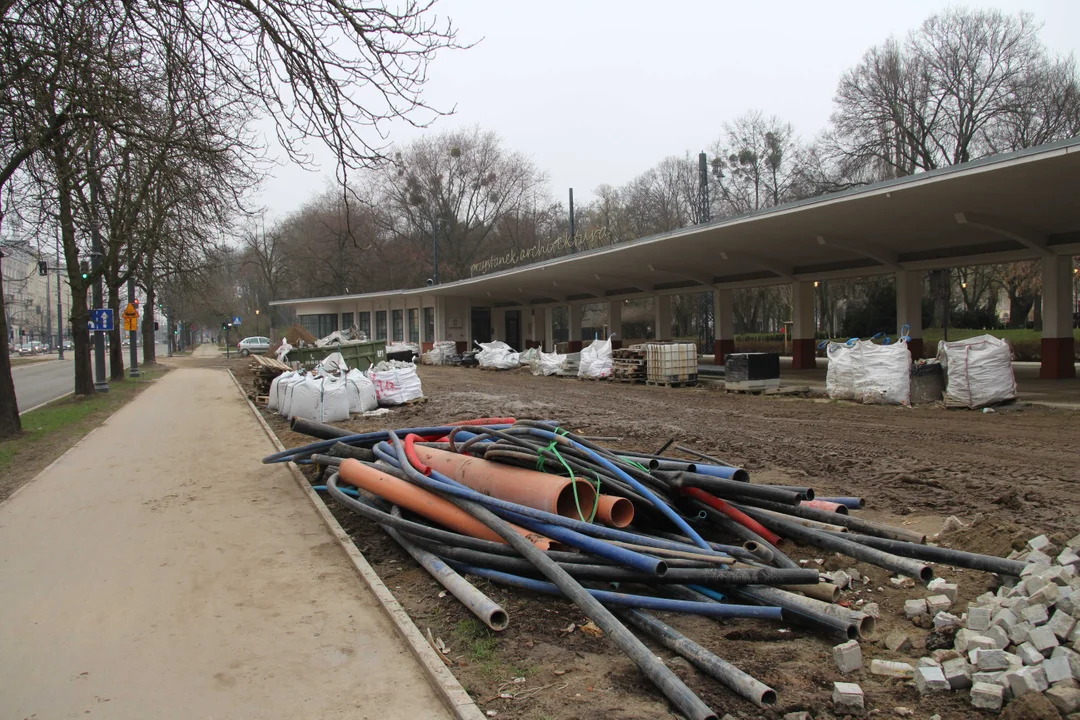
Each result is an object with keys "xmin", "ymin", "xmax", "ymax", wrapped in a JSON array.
[{"xmin": 2, "ymin": 243, "xmax": 74, "ymax": 348}]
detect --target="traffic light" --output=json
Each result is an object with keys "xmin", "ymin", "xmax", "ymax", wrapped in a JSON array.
[
  {"xmin": 38, "ymin": 261, "xmax": 48, "ymax": 276},
  {"xmin": 157, "ymin": 302, "xmax": 164, "ymax": 310},
  {"xmin": 80, "ymin": 261, "xmax": 89, "ymax": 280},
  {"xmin": 133, "ymin": 298, "xmax": 140, "ymax": 307}
]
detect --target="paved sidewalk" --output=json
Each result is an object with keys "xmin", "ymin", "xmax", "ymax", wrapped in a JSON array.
[{"xmin": 0, "ymin": 367, "xmax": 449, "ymax": 719}]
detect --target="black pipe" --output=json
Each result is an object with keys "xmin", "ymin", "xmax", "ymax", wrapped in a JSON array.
[
  {"xmin": 829, "ymin": 531, "xmax": 1029, "ymax": 577},
  {"xmin": 688, "ymin": 501, "xmax": 799, "ymax": 569},
  {"xmin": 619, "ymin": 609, "xmax": 776, "ymax": 708},
  {"xmin": 658, "ymin": 471, "xmax": 802, "ymax": 506},
  {"xmin": 730, "ymin": 496, "xmax": 925, "ymax": 543},
  {"xmin": 329, "ymin": 442, "xmax": 375, "ymax": 462},
  {"xmin": 388, "ymin": 433, "xmax": 718, "ymax": 720},
  {"xmin": 734, "ymin": 505, "xmax": 933, "ymax": 583},
  {"xmin": 290, "ymin": 416, "xmax": 353, "ymax": 440}
]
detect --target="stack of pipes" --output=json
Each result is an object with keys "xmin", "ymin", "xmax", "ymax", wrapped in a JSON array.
[{"xmin": 264, "ymin": 417, "xmax": 1031, "ymax": 718}]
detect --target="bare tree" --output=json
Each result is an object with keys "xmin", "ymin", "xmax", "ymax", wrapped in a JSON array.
[{"xmin": 711, "ymin": 111, "xmax": 808, "ymax": 214}]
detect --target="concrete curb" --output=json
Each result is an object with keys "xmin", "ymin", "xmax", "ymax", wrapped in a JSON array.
[{"xmin": 227, "ymin": 370, "xmax": 485, "ymax": 720}]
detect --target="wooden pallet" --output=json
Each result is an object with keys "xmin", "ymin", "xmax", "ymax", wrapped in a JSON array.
[
  {"xmin": 646, "ymin": 379, "xmax": 698, "ymax": 388},
  {"xmin": 612, "ymin": 377, "xmax": 645, "ymax": 384}
]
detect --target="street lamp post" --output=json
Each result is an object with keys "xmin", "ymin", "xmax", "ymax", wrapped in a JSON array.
[
  {"xmin": 226, "ymin": 322, "xmax": 232, "ymax": 359},
  {"xmin": 255, "ymin": 308, "xmax": 260, "ymax": 337}
]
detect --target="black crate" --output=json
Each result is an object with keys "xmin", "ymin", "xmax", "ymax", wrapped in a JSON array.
[{"xmin": 725, "ymin": 352, "xmax": 780, "ymax": 382}]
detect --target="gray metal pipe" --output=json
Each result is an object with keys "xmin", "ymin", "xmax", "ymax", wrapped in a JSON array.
[
  {"xmin": 389, "ymin": 433, "xmax": 718, "ymax": 720},
  {"xmin": 733, "ymin": 496, "xmax": 925, "ymax": 543},
  {"xmin": 734, "ymin": 505, "xmax": 933, "ymax": 584},
  {"xmin": 830, "ymin": 531, "xmax": 1029, "ymax": 577},
  {"xmin": 386, "ymin": 508, "xmax": 509, "ymax": 631},
  {"xmin": 620, "ymin": 609, "xmax": 776, "ymax": 708},
  {"xmin": 289, "ymin": 416, "xmax": 353, "ymax": 440},
  {"xmin": 733, "ymin": 585, "xmax": 875, "ymax": 638}
]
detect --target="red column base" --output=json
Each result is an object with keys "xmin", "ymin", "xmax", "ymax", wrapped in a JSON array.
[
  {"xmin": 568, "ymin": 340, "xmax": 583, "ymax": 352},
  {"xmin": 907, "ymin": 338, "xmax": 924, "ymax": 360},
  {"xmin": 1041, "ymin": 337, "xmax": 1077, "ymax": 379},
  {"xmin": 421, "ymin": 341, "xmax": 433, "ymax": 353},
  {"xmin": 455, "ymin": 341, "xmax": 468, "ymax": 354},
  {"xmin": 713, "ymin": 338, "xmax": 735, "ymax": 366},
  {"xmin": 791, "ymin": 339, "xmax": 817, "ymax": 370},
  {"xmin": 525, "ymin": 340, "xmax": 542, "ymax": 349}
]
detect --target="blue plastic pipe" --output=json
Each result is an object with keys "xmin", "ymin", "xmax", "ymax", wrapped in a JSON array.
[
  {"xmin": 312, "ymin": 485, "xmax": 359, "ymax": 497},
  {"xmin": 688, "ymin": 464, "xmax": 747, "ymax": 481},
  {"xmin": 448, "ymin": 563, "xmax": 783, "ymax": 620},
  {"xmin": 816, "ymin": 496, "xmax": 864, "ymax": 510},
  {"xmin": 262, "ymin": 424, "xmax": 515, "ymax": 464}
]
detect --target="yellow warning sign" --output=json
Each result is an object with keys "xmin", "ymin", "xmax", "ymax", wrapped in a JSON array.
[
  {"xmin": 123, "ymin": 303, "xmax": 139, "ymax": 319},
  {"xmin": 124, "ymin": 316, "xmax": 138, "ymax": 332}
]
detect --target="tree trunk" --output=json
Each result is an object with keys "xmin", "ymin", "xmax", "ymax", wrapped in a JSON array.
[
  {"xmin": 108, "ymin": 283, "xmax": 124, "ymax": 380},
  {"xmin": 0, "ymin": 269, "xmax": 23, "ymax": 438},
  {"xmin": 1033, "ymin": 293, "xmax": 1043, "ymax": 331},
  {"xmin": 142, "ymin": 286, "xmax": 156, "ymax": 366},
  {"xmin": 1008, "ymin": 292, "xmax": 1035, "ymax": 329}
]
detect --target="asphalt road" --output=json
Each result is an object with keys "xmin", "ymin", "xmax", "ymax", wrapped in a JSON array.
[{"xmin": 13, "ymin": 343, "xmax": 167, "ymax": 413}]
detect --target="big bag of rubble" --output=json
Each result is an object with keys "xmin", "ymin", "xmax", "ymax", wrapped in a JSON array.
[
  {"xmin": 937, "ymin": 334, "xmax": 1017, "ymax": 408},
  {"xmin": 853, "ymin": 339, "xmax": 911, "ymax": 406},
  {"xmin": 578, "ymin": 336, "xmax": 614, "ymax": 379},
  {"xmin": 826, "ymin": 340, "xmax": 860, "ymax": 400},
  {"xmin": 475, "ymin": 340, "xmax": 520, "ymax": 370},
  {"xmin": 367, "ymin": 360, "xmax": 424, "ymax": 405},
  {"xmin": 287, "ymin": 374, "xmax": 350, "ymax": 422},
  {"xmin": 422, "ymin": 341, "xmax": 457, "ymax": 365}
]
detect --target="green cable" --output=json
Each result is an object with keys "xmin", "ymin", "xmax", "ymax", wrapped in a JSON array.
[{"xmin": 533, "ymin": 428, "xmax": 600, "ymax": 522}]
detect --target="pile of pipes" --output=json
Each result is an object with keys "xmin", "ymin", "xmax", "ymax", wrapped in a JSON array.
[{"xmin": 264, "ymin": 419, "xmax": 1036, "ymax": 719}]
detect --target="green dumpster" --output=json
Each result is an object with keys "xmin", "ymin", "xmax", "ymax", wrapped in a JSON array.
[{"xmin": 285, "ymin": 340, "xmax": 387, "ymax": 371}]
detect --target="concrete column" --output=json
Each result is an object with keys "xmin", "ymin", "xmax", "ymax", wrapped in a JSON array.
[
  {"xmin": 492, "ymin": 308, "xmax": 505, "ymax": 343},
  {"xmin": 607, "ymin": 300, "xmax": 623, "ymax": 349},
  {"xmin": 529, "ymin": 307, "xmax": 546, "ymax": 350},
  {"xmin": 713, "ymin": 289, "xmax": 734, "ymax": 365},
  {"xmin": 896, "ymin": 269, "xmax": 924, "ymax": 359},
  {"xmin": 1041, "ymin": 254, "xmax": 1076, "ymax": 379},
  {"xmin": 567, "ymin": 304, "xmax": 582, "ymax": 352},
  {"xmin": 791, "ymin": 281, "xmax": 816, "ymax": 369},
  {"xmin": 653, "ymin": 295, "xmax": 671, "ymax": 340}
]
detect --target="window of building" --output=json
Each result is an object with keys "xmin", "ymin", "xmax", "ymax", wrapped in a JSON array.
[
  {"xmin": 358, "ymin": 312, "xmax": 371, "ymax": 338},
  {"xmin": 408, "ymin": 308, "xmax": 419, "ymax": 343},
  {"xmin": 297, "ymin": 313, "xmax": 338, "ymax": 338},
  {"xmin": 392, "ymin": 309, "xmax": 404, "ymax": 342},
  {"xmin": 341, "ymin": 312, "xmax": 354, "ymax": 332},
  {"xmin": 375, "ymin": 310, "xmax": 387, "ymax": 340},
  {"xmin": 423, "ymin": 307, "xmax": 435, "ymax": 342}
]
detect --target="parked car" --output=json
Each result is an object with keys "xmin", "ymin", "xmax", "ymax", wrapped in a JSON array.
[
  {"xmin": 63, "ymin": 340, "xmax": 74, "ymax": 350},
  {"xmin": 236, "ymin": 336, "xmax": 271, "ymax": 356},
  {"xmin": 32, "ymin": 341, "xmax": 47, "ymax": 353},
  {"xmin": 17, "ymin": 343, "xmax": 35, "ymax": 355}
]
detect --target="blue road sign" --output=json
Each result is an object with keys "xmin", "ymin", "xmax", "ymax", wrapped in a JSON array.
[
  {"xmin": 89, "ymin": 308, "xmax": 114, "ymax": 332},
  {"xmin": 232, "ymin": 316, "xmax": 242, "ymax": 326}
]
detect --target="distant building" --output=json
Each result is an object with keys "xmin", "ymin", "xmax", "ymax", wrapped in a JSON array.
[{"xmin": 2, "ymin": 243, "xmax": 74, "ymax": 347}]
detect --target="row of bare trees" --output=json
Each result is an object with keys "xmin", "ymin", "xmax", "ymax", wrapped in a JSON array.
[
  {"xmin": 212, "ymin": 7, "xmax": 1079, "ymax": 346},
  {"xmin": 0, "ymin": 0, "xmax": 461, "ymax": 438}
]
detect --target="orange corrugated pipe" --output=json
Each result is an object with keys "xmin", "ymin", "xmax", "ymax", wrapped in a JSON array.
[
  {"xmin": 337, "ymin": 459, "xmax": 555, "ymax": 550},
  {"xmin": 412, "ymin": 445, "xmax": 599, "ymax": 521}
]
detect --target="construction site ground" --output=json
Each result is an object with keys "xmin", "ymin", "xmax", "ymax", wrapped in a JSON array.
[{"xmin": 237, "ymin": 358, "xmax": 1080, "ymax": 720}]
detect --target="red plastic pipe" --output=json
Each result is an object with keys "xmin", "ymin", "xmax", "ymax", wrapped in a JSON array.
[
  {"xmin": 682, "ymin": 487, "xmax": 782, "ymax": 546},
  {"xmin": 404, "ymin": 434, "xmax": 432, "ymax": 476}
]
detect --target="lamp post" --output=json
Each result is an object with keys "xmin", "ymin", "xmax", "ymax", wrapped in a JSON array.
[
  {"xmin": 255, "ymin": 308, "xmax": 260, "ymax": 337},
  {"xmin": 226, "ymin": 322, "xmax": 232, "ymax": 359}
]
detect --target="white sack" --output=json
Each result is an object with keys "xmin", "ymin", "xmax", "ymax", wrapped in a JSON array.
[
  {"xmin": 578, "ymin": 337, "xmax": 613, "ymax": 379},
  {"xmin": 275, "ymin": 341, "xmax": 293, "ymax": 363},
  {"xmin": 345, "ymin": 368, "xmax": 378, "ymax": 413},
  {"xmin": 476, "ymin": 340, "xmax": 520, "ymax": 369},
  {"xmin": 422, "ymin": 341, "xmax": 457, "ymax": 365},
  {"xmin": 937, "ymin": 334, "xmax": 1017, "ymax": 408},
  {"xmin": 825, "ymin": 341, "xmax": 859, "ymax": 401},
  {"xmin": 287, "ymin": 375, "xmax": 324, "ymax": 421},
  {"xmin": 367, "ymin": 363, "xmax": 424, "ymax": 406},
  {"xmin": 316, "ymin": 351, "xmax": 349, "ymax": 376},
  {"xmin": 318, "ymin": 375, "xmax": 351, "ymax": 423},
  {"xmin": 278, "ymin": 372, "xmax": 307, "ymax": 417},
  {"xmin": 518, "ymin": 347, "xmax": 541, "ymax": 371},
  {"xmin": 268, "ymin": 370, "xmax": 295, "ymax": 411},
  {"xmin": 537, "ymin": 351, "xmax": 565, "ymax": 376},
  {"xmin": 853, "ymin": 340, "xmax": 911, "ymax": 406}
]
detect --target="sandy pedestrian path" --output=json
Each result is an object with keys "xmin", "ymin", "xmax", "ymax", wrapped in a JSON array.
[{"xmin": 0, "ymin": 367, "xmax": 449, "ymax": 720}]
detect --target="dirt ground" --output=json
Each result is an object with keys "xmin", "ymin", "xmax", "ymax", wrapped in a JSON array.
[{"xmin": 239, "ymin": 359, "xmax": 1080, "ymax": 720}]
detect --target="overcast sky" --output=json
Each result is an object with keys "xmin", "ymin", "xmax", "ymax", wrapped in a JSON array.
[{"xmin": 256, "ymin": 0, "xmax": 1080, "ymax": 221}]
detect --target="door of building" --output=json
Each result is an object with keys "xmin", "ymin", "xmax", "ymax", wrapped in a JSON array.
[
  {"xmin": 504, "ymin": 310, "xmax": 521, "ymax": 351},
  {"xmin": 470, "ymin": 307, "xmax": 491, "ymax": 346}
]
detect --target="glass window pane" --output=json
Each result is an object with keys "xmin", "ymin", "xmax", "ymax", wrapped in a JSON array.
[
  {"xmin": 341, "ymin": 312, "xmax": 354, "ymax": 331},
  {"xmin": 423, "ymin": 307, "xmax": 434, "ymax": 342},
  {"xmin": 375, "ymin": 311, "xmax": 387, "ymax": 340},
  {"xmin": 358, "ymin": 312, "xmax": 371, "ymax": 338},
  {"xmin": 392, "ymin": 309, "xmax": 404, "ymax": 342},
  {"xmin": 408, "ymin": 308, "xmax": 419, "ymax": 343}
]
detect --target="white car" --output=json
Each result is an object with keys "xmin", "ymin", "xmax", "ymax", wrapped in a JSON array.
[{"xmin": 237, "ymin": 336, "xmax": 271, "ymax": 356}]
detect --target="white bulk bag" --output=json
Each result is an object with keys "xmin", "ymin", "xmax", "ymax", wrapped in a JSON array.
[
  {"xmin": 268, "ymin": 370, "xmax": 295, "ymax": 411},
  {"xmin": 367, "ymin": 363, "xmax": 424, "ymax": 406},
  {"xmin": 537, "ymin": 351, "xmax": 565, "ymax": 376},
  {"xmin": 476, "ymin": 340, "xmax": 520, "ymax": 369},
  {"xmin": 345, "ymin": 369, "xmax": 378, "ymax": 413},
  {"xmin": 316, "ymin": 352, "xmax": 349, "ymax": 376},
  {"xmin": 422, "ymin": 341, "xmax": 457, "ymax": 365},
  {"xmin": 937, "ymin": 335, "xmax": 1017, "ymax": 408},
  {"xmin": 578, "ymin": 337, "xmax": 613, "ymax": 379},
  {"xmin": 853, "ymin": 340, "xmax": 911, "ymax": 406},
  {"xmin": 275, "ymin": 341, "xmax": 293, "ymax": 363},
  {"xmin": 278, "ymin": 372, "xmax": 307, "ymax": 417},
  {"xmin": 319, "ymin": 375, "xmax": 351, "ymax": 423},
  {"xmin": 825, "ymin": 341, "xmax": 859, "ymax": 401},
  {"xmin": 287, "ymin": 375, "xmax": 325, "ymax": 421}
]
